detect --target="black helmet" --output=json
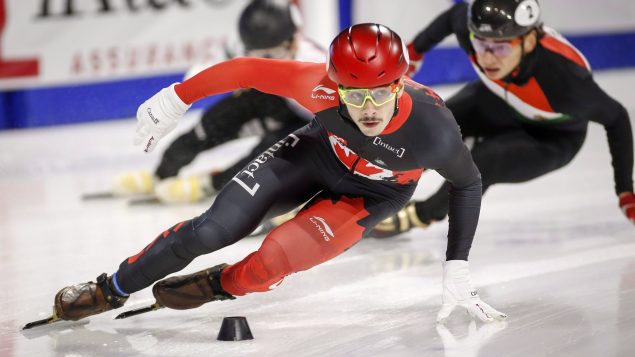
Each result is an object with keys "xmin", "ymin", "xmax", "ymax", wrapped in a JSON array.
[
  {"xmin": 468, "ymin": 0, "xmax": 541, "ymax": 39},
  {"xmin": 238, "ymin": 0, "xmax": 298, "ymax": 50}
]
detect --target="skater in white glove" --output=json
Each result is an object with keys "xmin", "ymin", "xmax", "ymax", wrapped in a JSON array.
[
  {"xmin": 28, "ymin": 23, "xmax": 489, "ymax": 335},
  {"xmin": 437, "ymin": 260, "xmax": 507, "ymax": 323},
  {"xmin": 134, "ymin": 83, "xmax": 191, "ymax": 153}
]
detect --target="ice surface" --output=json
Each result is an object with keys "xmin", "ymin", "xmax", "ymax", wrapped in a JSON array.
[{"xmin": 1, "ymin": 69, "xmax": 634, "ymax": 357}]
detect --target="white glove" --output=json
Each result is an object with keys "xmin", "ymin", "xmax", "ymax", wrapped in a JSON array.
[
  {"xmin": 134, "ymin": 83, "xmax": 191, "ymax": 153},
  {"xmin": 437, "ymin": 260, "xmax": 507, "ymax": 323}
]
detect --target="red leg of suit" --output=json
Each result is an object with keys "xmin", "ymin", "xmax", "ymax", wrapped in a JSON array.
[{"xmin": 220, "ymin": 196, "xmax": 370, "ymax": 296}]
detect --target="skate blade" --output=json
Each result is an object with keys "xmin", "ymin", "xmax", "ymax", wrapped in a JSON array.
[
  {"xmin": 115, "ymin": 302, "xmax": 163, "ymax": 319},
  {"xmin": 247, "ymin": 222, "xmax": 270, "ymax": 237},
  {"xmin": 22, "ymin": 308, "xmax": 74, "ymax": 331},
  {"xmin": 127, "ymin": 196, "xmax": 162, "ymax": 206},
  {"xmin": 22, "ymin": 315, "xmax": 61, "ymax": 330},
  {"xmin": 21, "ymin": 319, "xmax": 89, "ymax": 339},
  {"xmin": 81, "ymin": 191, "xmax": 116, "ymax": 200}
]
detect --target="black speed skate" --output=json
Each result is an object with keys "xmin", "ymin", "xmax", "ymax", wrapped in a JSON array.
[
  {"xmin": 115, "ymin": 264, "xmax": 235, "ymax": 319},
  {"xmin": 370, "ymin": 202, "xmax": 433, "ymax": 238},
  {"xmin": 23, "ymin": 273, "xmax": 128, "ymax": 329}
]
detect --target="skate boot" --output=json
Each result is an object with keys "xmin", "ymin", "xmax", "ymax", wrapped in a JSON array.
[
  {"xmin": 154, "ymin": 174, "xmax": 215, "ymax": 204},
  {"xmin": 114, "ymin": 264, "xmax": 235, "ymax": 320},
  {"xmin": 54, "ymin": 273, "xmax": 128, "ymax": 321},
  {"xmin": 112, "ymin": 170, "xmax": 155, "ymax": 196},
  {"xmin": 152, "ymin": 264, "xmax": 235, "ymax": 310},
  {"xmin": 370, "ymin": 202, "xmax": 433, "ymax": 238}
]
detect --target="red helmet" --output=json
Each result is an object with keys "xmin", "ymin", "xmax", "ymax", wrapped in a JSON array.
[{"xmin": 327, "ymin": 23, "xmax": 409, "ymax": 88}]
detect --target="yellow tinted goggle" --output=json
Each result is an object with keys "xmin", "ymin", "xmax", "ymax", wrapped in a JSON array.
[{"xmin": 338, "ymin": 82, "xmax": 400, "ymax": 108}]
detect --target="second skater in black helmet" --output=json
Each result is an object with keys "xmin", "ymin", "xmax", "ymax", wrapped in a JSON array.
[
  {"xmin": 468, "ymin": 0, "xmax": 542, "ymax": 39},
  {"xmin": 239, "ymin": 0, "xmax": 298, "ymax": 53},
  {"xmin": 373, "ymin": 0, "xmax": 634, "ymax": 236}
]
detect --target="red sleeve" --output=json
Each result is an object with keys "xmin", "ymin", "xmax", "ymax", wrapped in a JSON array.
[{"xmin": 174, "ymin": 57, "xmax": 339, "ymax": 114}]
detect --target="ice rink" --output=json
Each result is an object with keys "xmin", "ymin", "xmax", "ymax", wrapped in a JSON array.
[{"xmin": 1, "ymin": 69, "xmax": 634, "ymax": 357}]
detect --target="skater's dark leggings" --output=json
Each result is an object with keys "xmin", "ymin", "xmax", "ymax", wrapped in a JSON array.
[
  {"xmin": 116, "ymin": 122, "xmax": 414, "ymax": 295},
  {"xmin": 414, "ymin": 81, "xmax": 587, "ymax": 223},
  {"xmin": 211, "ymin": 122, "xmax": 304, "ymax": 190}
]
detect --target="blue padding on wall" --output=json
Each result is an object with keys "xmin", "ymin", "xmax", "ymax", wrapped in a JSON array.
[
  {"xmin": 338, "ymin": 0, "xmax": 352, "ymax": 31},
  {"xmin": 6, "ymin": 74, "xmax": 225, "ymax": 128},
  {"xmin": 571, "ymin": 32, "xmax": 635, "ymax": 70},
  {"xmin": 0, "ymin": 93, "xmax": 8, "ymax": 129},
  {"xmin": 2, "ymin": 31, "xmax": 635, "ymax": 130},
  {"xmin": 411, "ymin": 47, "xmax": 477, "ymax": 85}
]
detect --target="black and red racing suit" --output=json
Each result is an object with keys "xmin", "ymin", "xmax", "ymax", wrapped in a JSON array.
[
  {"xmin": 154, "ymin": 37, "xmax": 324, "ymax": 190},
  {"xmin": 406, "ymin": 2, "xmax": 633, "ymax": 223},
  {"xmin": 114, "ymin": 58, "xmax": 482, "ymax": 296}
]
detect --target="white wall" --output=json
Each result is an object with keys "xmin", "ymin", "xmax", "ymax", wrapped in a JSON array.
[
  {"xmin": 298, "ymin": 0, "xmax": 340, "ymax": 50},
  {"xmin": 352, "ymin": 0, "xmax": 635, "ymax": 46}
]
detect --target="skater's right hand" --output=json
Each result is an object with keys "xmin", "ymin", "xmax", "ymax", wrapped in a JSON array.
[
  {"xmin": 134, "ymin": 83, "xmax": 191, "ymax": 153},
  {"xmin": 437, "ymin": 260, "xmax": 507, "ymax": 324},
  {"xmin": 405, "ymin": 43, "xmax": 424, "ymax": 78},
  {"xmin": 619, "ymin": 192, "xmax": 635, "ymax": 225}
]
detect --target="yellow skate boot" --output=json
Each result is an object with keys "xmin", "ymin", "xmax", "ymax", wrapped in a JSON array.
[
  {"xmin": 112, "ymin": 170, "xmax": 155, "ymax": 196},
  {"xmin": 154, "ymin": 174, "xmax": 215, "ymax": 204}
]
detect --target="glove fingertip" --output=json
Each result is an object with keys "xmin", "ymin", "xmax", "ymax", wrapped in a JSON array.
[
  {"xmin": 436, "ymin": 306, "xmax": 454, "ymax": 323},
  {"xmin": 477, "ymin": 313, "xmax": 494, "ymax": 323},
  {"xmin": 133, "ymin": 122, "xmax": 151, "ymax": 146},
  {"xmin": 144, "ymin": 143, "xmax": 155, "ymax": 154},
  {"xmin": 133, "ymin": 135, "xmax": 143, "ymax": 146},
  {"xmin": 140, "ymin": 135, "xmax": 158, "ymax": 154}
]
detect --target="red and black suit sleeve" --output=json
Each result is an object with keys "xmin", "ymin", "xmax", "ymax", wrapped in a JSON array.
[
  {"xmin": 175, "ymin": 57, "xmax": 337, "ymax": 114},
  {"xmin": 544, "ymin": 58, "xmax": 633, "ymax": 194},
  {"xmin": 405, "ymin": 85, "xmax": 482, "ymax": 260}
]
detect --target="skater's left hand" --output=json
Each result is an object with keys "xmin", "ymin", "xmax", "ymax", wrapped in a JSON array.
[
  {"xmin": 437, "ymin": 260, "xmax": 507, "ymax": 323},
  {"xmin": 134, "ymin": 83, "xmax": 191, "ymax": 153},
  {"xmin": 619, "ymin": 192, "xmax": 635, "ymax": 224}
]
